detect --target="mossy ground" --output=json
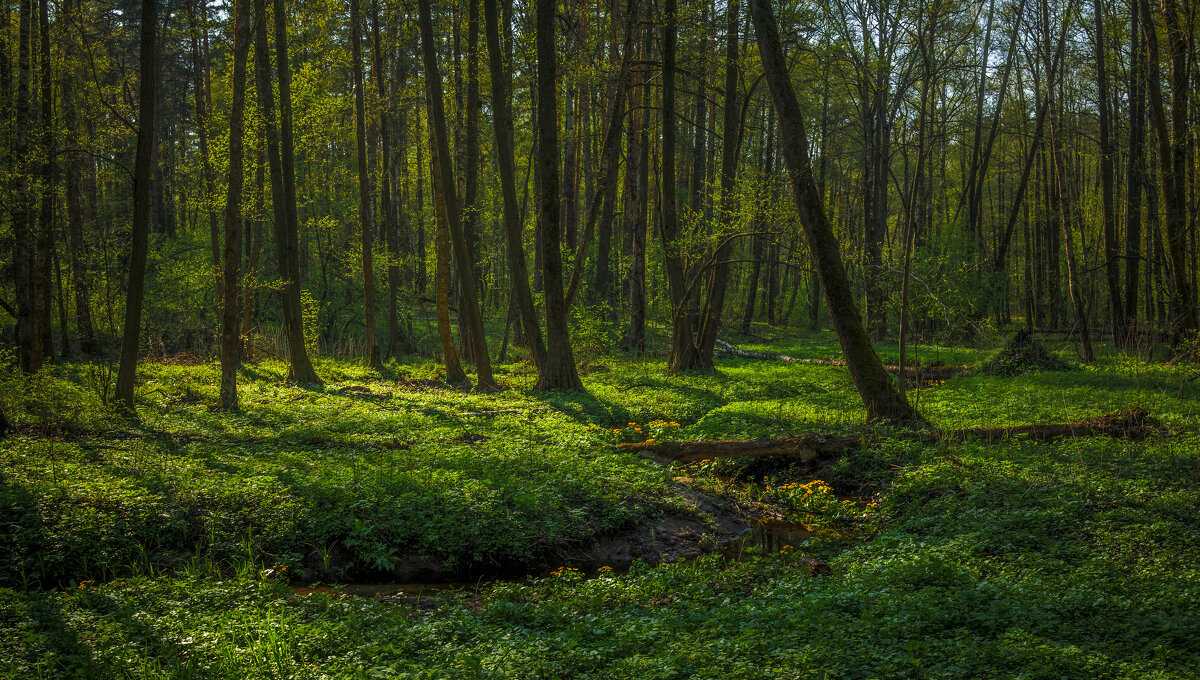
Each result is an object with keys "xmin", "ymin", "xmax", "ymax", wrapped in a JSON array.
[{"xmin": 1, "ymin": 328, "xmax": 1197, "ymax": 678}]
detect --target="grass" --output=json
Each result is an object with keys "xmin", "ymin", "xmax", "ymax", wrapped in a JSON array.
[{"xmin": 0, "ymin": 331, "xmax": 1198, "ymax": 678}]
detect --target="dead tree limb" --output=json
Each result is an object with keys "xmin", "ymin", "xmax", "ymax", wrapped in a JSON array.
[{"xmin": 619, "ymin": 410, "xmax": 1163, "ymax": 465}]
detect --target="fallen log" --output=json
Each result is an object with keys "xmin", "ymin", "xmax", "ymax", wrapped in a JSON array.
[
  {"xmin": 619, "ymin": 433, "xmax": 861, "ymax": 466},
  {"xmin": 618, "ymin": 410, "xmax": 1164, "ymax": 465},
  {"xmin": 947, "ymin": 409, "xmax": 1164, "ymax": 442},
  {"xmin": 714, "ymin": 339, "xmax": 972, "ymax": 381},
  {"xmin": 714, "ymin": 338, "xmax": 798, "ymax": 362}
]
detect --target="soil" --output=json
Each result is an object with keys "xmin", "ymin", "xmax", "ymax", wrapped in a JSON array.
[{"xmin": 561, "ymin": 485, "xmax": 753, "ymax": 570}]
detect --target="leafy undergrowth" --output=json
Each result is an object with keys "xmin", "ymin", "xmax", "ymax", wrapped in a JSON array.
[{"xmin": 1, "ymin": 332, "xmax": 1198, "ymax": 677}]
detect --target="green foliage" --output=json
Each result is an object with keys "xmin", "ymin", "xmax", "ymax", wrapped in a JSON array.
[
  {"xmin": 569, "ymin": 303, "xmax": 615, "ymax": 372},
  {"xmin": 1, "ymin": 335, "xmax": 1198, "ymax": 677}
]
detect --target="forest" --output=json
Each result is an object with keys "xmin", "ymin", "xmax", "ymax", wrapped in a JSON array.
[{"xmin": 0, "ymin": 0, "xmax": 1198, "ymax": 676}]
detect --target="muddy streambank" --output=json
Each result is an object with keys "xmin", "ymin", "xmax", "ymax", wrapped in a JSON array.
[{"xmin": 289, "ymin": 483, "xmax": 821, "ymax": 601}]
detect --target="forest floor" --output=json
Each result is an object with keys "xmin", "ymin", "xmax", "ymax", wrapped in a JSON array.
[{"xmin": 1, "ymin": 328, "xmax": 1198, "ymax": 678}]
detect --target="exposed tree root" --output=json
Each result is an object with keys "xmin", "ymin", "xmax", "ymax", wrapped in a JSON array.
[{"xmin": 619, "ymin": 409, "xmax": 1164, "ymax": 466}]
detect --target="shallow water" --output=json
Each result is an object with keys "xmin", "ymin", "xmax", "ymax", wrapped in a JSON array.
[{"xmin": 719, "ymin": 518, "xmax": 816, "ymax": 559}]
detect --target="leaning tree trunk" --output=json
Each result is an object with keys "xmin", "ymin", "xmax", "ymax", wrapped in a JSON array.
[
  {"xmin": 532, "ymin": 0, "xmax": 582, "ymax": 390},
  {"xmin": 418, "ymin": 0, "xmax": 498, "ymax": 390},
  {"xmin": 749, "ymin": 0, "xmax": 923, "ymax": 423},
  {"xmin": 255, "ymin": 0, "xmax": 317, "ymax": 383},
  {"xmin": 696, "ymin": 0, "xmax": 741, "ymax": 368},
  {"xmin": 484, "ymin": 0, "xmax": 546, "ymax": 370},
  {"xmin": 116, "ymin": 0, "xmax": 160, "ymax": 409}
]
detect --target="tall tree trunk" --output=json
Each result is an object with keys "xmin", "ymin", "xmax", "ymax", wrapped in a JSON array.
[
  {"xmin": 418, "ymin": 0, "xmax": 499, "ymax": 390},
  {"xmin": 372, "ymin": 0, "xmax": 406, "ymax": 357},
  {"xmin": 350, "ymin": 0, "xmax": 382, "ymax": 369},
  {"xmin": 62, "ymin": 0, "xmax": 96, "ymax": 355},
  {"xmin": 218, "ymin": 0, "xmax": 252, "ymax": 409},
  {"xmin": 32, "ymin": 0, "xmax": 53, "ymax": 362},
  {"xmin": 660, "ymin": 0, "xmax": 697, "ymax": 373},
  {"xmin": 484, "ymin": 0, "xmax": 546, "ymax": 370},
  {"xmin": 429, "ymin": 121, "xmax": 468, "ymax": 385},
  {"xmin": 1137, "ymin": 0, "xmax": 1196, "ymax": 341},
  {"xmin": 1123, "ymin": 2, "xmax": 1144, "ymax": 346},
  {"xmin": 697, "ymin": 0, "xmax": 741, "ymax": 368},
  {"xmin": 623, "ymin": 23, "xmax": 650, "ymax": 354},
  {"xmin": 13, "ymin": 0, "xmax": 35, "ymax": 371},
  {"xmin": 188, "ymin": 0, "xmax": 222, "ymax": 317},
  {"xmin": 750, "ymin": 0, "xmax": 922, "ymax": 423},
  {"xmin": 1093, "ymin": 0, "xmax": 1122, "ymax": 344},
  {"xmin": 532, "ymin": 0, "xmax": 582, "ymax": 390},
  {"xmin": 116, "ymin": 0, "xmax": 160, "ymax": 409},
  {"xmin": 459, "ymin": 0, "xmax": 484, "ymax": 360},
  {"xmin": 269, "ymin": 0, "xmax": 320, "ymax": 382}
]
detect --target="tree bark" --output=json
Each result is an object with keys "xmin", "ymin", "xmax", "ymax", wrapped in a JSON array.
[
  {"xmin": 696, "ymin": 0, "xmax": 741, "ymax": 368},
  {"xmin": 13, "ymin": 0, "xmax": 36, "ymax": 371},
  {"xmin": 533, "ymin": 0, "xmax": 582, "ymax": 390},
  {"xmin": 350, "ymin": 0, "xmax": 382, "ymax": 369},
  {"xmin": 1137, "ymin": 0, "xmax": 1196, "ymax": 341},
  {"xmin": 116, "ymin": 0, "xmax": 160, "ymax": 409},
  {"xmin": 749, "ymin": 0, "xmax": 922, "ymax": 423},
  {"xmin": 484, "ymin": 0, "xmax": 546, "ymax": 371},
  {"xmin": 418, "ymin": 0, "xmax": 499, "ymax": 390},
  {"xmin": 61, "ymin": 0, "xmax": 96, "ymax": 355},
  {"xmin": 1123, "ymin": 1, "xmax": 1144, "ymax": 348},
  {"xmin": 660, "ymin": 0, "xmax": 698, "ymax": 373},
  {"xmin": 1093, "ymin": 0, "xmax": 1122, "ymax": 346},
  {"xmin": 34, "ymin": 0, "xmax": 54, "ymax": 361},
  {"xmin": 218, "ymin": 0, "xmax": 252, "ymax": 409}
]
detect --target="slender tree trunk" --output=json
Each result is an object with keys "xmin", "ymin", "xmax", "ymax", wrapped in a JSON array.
[
  {"xmin": 660, "ymin": 0, "xmax": 698, "ymax": 373},
  {"xmin": 218, "ymin": 0, "xmax": 251, "ymax": 409},
  {"xmin": 532, "ymin": 0, "xmax": 582, "ymax": 390},
  {"xmin": 623, "ymin": 28, "xmax": 650, "ymax": 354},
  {"xmin": 350, "ymin": 0, "xmax": 382, "ymax": 368},
  {"xmin": 429, "ymin": 123, "xmax": 468, "ymax": 385},
  {"xmin": 1138, "ymin": 0, "xmax": 1196, "ymax": 340},
  {"xmin": 1093, "ymin": 0, "xmax": 1122, "ymax": 344},
  {"xmin": 750, "ymin": 0, "xmax": 922, "ymax": 423},
  {"xmin": 116, "ymin": 0, "xmax": 160, "ymax": 409},
  {"xmin": 269, "ymin": 0, "xmax": 320, "ymax": 382},
  {"xmin": 62, "ymin": 0, "xmax": 96, "ymax": 355},
  {"xmin": 484, "ymin": 0, "xmax": 546, "ymax": 370},
  {"xmin": 457, "ymin": 0, "xmax": 483, "ymax": 360},
  {"xmin": 418, "ymin": 0, "xmax": 499, "ymax": 390},
  {"xmin": 697, "ymin": 0, "xmax": 741, "ymax": 367},
  {"xmin": 34, "ymin": 0, "xmax": 54, "ymax": 361},
  {"xmin": 14, "ymin": 0, "xmax": 35, "ymax": 371}
]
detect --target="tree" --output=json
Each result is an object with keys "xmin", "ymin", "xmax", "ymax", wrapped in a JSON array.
[
  {"xmin": 115, "ymin": 0, "xmax": 160, "ymax": 409},
  {"xmin": 271, "ymin": 0, "xmax": 321, "ymax": 383},
  {"xmin": 218, "ymin": 0, "xmax": 253, "ymax": 409},
  {"xmin": 254, "ymin": 0, "xmax": 320, "ymax": 383},
  {"xmin": 350, "ymin": 0, "xmax": 382, "ymax": 370},
  {"xmin": 532, "ymin": 0, "xmax": 582, "ymax": 390},
  {"xmin": 749, "ymin": 0, "xmax": 922, "ymax": 423},
  {"xmin": 484, "ymin": 0, "xmax": 547, "ymax": 371},
  {"xmin": 417, "ymin": 0, "xmax": 498, "ymax": 391}
]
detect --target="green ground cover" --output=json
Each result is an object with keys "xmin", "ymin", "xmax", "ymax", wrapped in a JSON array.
[{"xmin": 1, "ymin": 330, "xmax": 1197, "ymax": 678}]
